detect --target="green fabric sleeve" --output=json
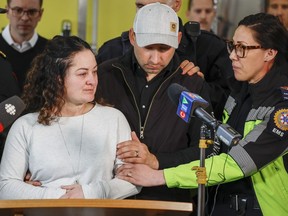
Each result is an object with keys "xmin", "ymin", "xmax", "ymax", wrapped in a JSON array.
[{"xmin": 163, "ymin": 153, "xmax": 245, "ymax": 188}]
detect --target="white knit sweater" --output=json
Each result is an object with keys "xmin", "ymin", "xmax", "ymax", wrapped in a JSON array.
[{"xmin": 0, "ymin": 104, "xmax": 140, "ymax": 199}]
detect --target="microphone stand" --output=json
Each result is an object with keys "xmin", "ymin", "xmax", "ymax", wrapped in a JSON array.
[{"xmin": 192, "ymin": 123, "xmax": 213, "ymax": 216}]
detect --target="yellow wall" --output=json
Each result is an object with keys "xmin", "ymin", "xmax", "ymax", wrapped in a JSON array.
[
  {"xmin": 0, "ymin": 0, "xmax": 189, "ymax": 49},
  {"xmin": 91, "ymin": 0, "xmax": 189, "ymax": 48},
  {"xmin": 0, "ymin": 0, "xmax": 79, "ymax": 37}
]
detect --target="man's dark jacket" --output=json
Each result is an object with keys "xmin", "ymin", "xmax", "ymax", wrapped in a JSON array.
[
  {"xmin": 96, "ymin": 49, "xmax": 213, "ymax": 201},
  {"xmin": 0, "ymin": 35, "xmax": 48, "ymax": 91}
]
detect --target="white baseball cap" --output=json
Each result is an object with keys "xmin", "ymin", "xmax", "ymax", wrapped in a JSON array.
[{"xmin": 133, "ymin": 2, "xmax": 179, "ymax": 48}]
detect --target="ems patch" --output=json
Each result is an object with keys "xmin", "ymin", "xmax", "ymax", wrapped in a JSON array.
[{"xmin": 274, "ymin": 109, "xmax": 288, "ymax": 131}]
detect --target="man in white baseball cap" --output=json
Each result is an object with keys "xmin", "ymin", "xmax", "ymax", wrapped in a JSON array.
[
  {"xmin": 96, "ymin": 2, "xmax": 212, "ymax": 202},
  {"xmin": 133, "ymin": 2, "xmax": 180, "ymax": 48}
]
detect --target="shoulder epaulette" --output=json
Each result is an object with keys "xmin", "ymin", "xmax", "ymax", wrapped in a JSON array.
[
  {"xmin": 0, "ymin": 50, "xmax": 6, "ymax": 59},
  {"xmin": 280, "ymin": 86, "xmax": 288, "ymax": 100}
]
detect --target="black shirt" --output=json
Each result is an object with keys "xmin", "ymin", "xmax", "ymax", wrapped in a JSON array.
[{"xmin": 132, "ymin": 54, "xmax": 173, "ymax": 122}]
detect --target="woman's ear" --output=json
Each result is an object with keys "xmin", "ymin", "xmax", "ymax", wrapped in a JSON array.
[{"xmin": 264, "ymin": 49, "xmax": 278, "ymax": 62}]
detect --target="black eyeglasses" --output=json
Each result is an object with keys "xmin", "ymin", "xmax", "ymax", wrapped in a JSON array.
[
  {"xmin": 226, "ymin": 40, "xmax": 262, "ymax": 58},
  {"xmin": 9, "ymin": 7, "xmax": 41, "ymax": 18}
]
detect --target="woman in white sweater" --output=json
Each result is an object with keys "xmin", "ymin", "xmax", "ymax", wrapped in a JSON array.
[{"xmin": 0, "ymin": 35, "xmax": 141, "ymax": 199}]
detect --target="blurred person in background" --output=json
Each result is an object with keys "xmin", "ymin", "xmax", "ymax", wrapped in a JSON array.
[
  {"xmin": 0, "ymin": 5, "xmax": 20, "ymax": 162},
  {"xmin": 265, "ymin": 0, "xmax": 288, "ymax": 30},
  {"xmin": 186, "ymin": 0, "xmax": 216, "ymax": 32},
  {"xmin": 0, "ymin": 0, "xmax": 48, "ymax": 92}
]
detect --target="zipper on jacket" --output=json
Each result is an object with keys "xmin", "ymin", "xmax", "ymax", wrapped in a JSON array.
[
  {"xmin": 113, "ymin": 64, "xmax": 182, "ymax": 140},
  {"xmin": 140, "ymin": 126, "xmax": 144, "ymax": 139},
  {"xmin": 113, "ymin": 64, "xmax": 143, "ymax": 138},
  {"xmin": 141, "ymin": 66, "xmax": 182, "ymax": 137}
]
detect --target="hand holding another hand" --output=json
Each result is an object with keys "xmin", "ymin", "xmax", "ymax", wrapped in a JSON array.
[
  {"xmin": 116, "ymin": 163, "xmax": 165, "ymax": 187},
  {"xmin": 117, "ymin": 131, "xmax": 159, "ymax": 169},
  {"xmin": 60, "ymin": 184, "xmax": 84, "ymax": 199}
]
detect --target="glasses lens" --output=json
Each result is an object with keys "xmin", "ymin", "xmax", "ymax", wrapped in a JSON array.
[
  {"xmin": 226, "ymin": 41, "xmax": 234, "ymax": 54},
  {"xmin": 11, "ymin": 7, "xmax": 39, "ymax": 18},
  {"xmin": 27, "ymin": 9, "xmax": 38, "ymax": 17},
  {"xmin": 236, "ymin": 45, "xmax": 244, "ymax": 58},
  {"xmin": 13, "ymin": 8, "xmax": 23, "ymax": 16}
]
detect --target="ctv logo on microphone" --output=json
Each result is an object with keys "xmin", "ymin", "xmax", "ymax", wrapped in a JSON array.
[{"xmin": 177, "ymin": 92, "xmax": 193, "ymax": 123}]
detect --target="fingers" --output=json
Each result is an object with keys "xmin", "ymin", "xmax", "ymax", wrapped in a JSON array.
[
  {"xmin": 180, "ymin": 60, "xmax": 190, "ymax": 69},
  {"xmin": 180, "ymin": 60, "xmax": 196, "ymax": 75},
  {"xmin": 117, "ymin": 138, "xmax": 144, "ymax": 160},
  {"xmin": 116, "ymin": 164, "xmax": 164, "ymax": 187},
  {"xmin": 116, "ymin": 164, "xmax": 135, "ymax": 178},
  {"xmin": 31, "ymin": 181, "xmax": 42, "ymax": 186},
  {"xmin": 179, "ymin": 60, "xmax": 204, "ymax": 79},
  {"xmin": 61, "ymin": 184, "xmax": 77, "ymax": 190},
  {"xmin": 60, "ymin": 184, "xmax": 84, "ymax": 199},
  {"xmin": 117, "ymin": 163, "xmax": 134, "ymax": 172},
  {"xmin": 24, "ymin": 172, "xmax": 31, "ymax": 181},
  {"xmin": 197, "ymin": 71, "xmax": 205, "ymax": 79},
  {"xmin": 117, "ymin": 147, "xmax": 141, "ymax": 160},
  {"xmin": 131, "ymin": 131, "xmax": 140, "ymax": 142},
  {"xmin": 186, "ymin": 66, "xmax": 200, "ymax": 75}
]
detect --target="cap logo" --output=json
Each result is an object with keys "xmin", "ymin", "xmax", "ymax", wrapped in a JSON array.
[{"xmin": 170, "ymin": 22, "xmax": 177, "ymax": 32}]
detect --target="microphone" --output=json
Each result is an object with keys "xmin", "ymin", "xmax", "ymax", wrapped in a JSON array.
[
  {"xmin": 0, "ymin": 96, "xmax": 26, "ymax": 133},
  {"xmin": 185, "ymin": 21, "xmax": 201, "ymax": 39},
  {"xmin": 168, "ymin": 83, "xmax": 241, "ymax": 146},
  {"xmin": 0, "ymin": 8, "xmax": 7, "ymax": 14},
  {"xmin": 62, "ymin": 20, "xmax": 72, "ymax": 37},
  {"xmin": 168, "ymin": 83, "xmax": 217, "ymax": 127}
]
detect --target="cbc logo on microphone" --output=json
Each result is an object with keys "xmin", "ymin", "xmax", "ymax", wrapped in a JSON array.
[{"xmin": 5, "ymin": 103, "xmax": 17, "ymax": 115}]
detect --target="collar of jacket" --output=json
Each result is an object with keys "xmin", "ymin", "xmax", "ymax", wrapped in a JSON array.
[
  {"xmin": 112, "ymin": 48, "xmax": 183, "ymax": 93},
  {"xmin": 249, "ymin": 64, "xmax": 288, "ymax": 106}
]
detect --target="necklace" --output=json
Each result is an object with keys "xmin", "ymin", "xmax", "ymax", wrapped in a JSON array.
[{"xmin": 58, "ymin": 115, "xmax": 84, "ymax": 184}]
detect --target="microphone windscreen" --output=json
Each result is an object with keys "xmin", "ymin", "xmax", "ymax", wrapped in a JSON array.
[
  {"xmin": 185, "ymin": 21, "xmax": 201, "ymax": 38},
  {"xmin": 0, "ymin": 96, "xmax": 26, "ymax": 132},
  {"xmin": 167, "ymin": 83, "xmax": 188, "ymax": 106},
  {"xmin": 0, "ymin": 8, "xmax": 7, "ymax": 14}
]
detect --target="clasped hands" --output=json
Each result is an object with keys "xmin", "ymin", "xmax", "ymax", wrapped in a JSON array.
[
  {"xmin": 115, "ymin": 132, "xmax": 165, "ymax": 187},
  {"xmin": 116, "ymin": 131, "xmax": 159, "ymax": 170},
  {"xmin": 24, "ymin": 172, "xmax": 84, "ymax": 199}
]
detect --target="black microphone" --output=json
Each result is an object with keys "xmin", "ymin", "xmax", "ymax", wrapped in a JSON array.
[
  {"xmin": 0, "ymin": 8, "xmax": 7, "ymax": 14},
  {"xmin": 168, "ymin": 83, "xmax": 241, "ymax": 146},
  {"xmin": 62, "ymin": 20, "xmax": 72, "ymax": 37},
  {"xmin": 0, "ymin": 96, "xmax": 26, "ymax": 133},
  {"xmin": 168, "ymin": 83, "xmax": 217, "ymax": 127},
  {"xmin": 184, "ymin": 21, "xmax": 201, "ymax": 64}
]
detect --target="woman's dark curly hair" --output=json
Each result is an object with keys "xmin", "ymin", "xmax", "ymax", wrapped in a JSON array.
[{"xmin": 22, "ymin": 35, "xmax": 95, "ymax": 125}]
